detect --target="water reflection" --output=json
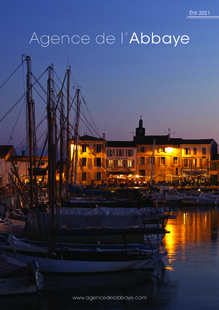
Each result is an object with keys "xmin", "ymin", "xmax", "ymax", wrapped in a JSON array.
[
  {"xmin": 4, "ymin": 205, "xmax": 219, "ymax": 310},
  {"xmin": 1, "ymin": 263, "xmax": 178, "ymax": 310},
  {"xmin": 163, "ymin": 205, "xmax": 219, "ymax": 269}
]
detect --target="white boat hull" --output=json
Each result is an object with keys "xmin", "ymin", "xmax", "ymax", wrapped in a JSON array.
[
  {"xmin": 1, "ymin": 251, "xmax": 152, "ymax": 273},
  {"xmin": 181, "ymin": 197, "xmax": 215, "ymax": 205},
  {"xmin": 0, "ymin": 235, "xmax": 167, "ymax": 274}
]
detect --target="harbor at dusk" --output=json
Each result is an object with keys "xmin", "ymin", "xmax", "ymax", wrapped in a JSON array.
[
  {"xmin": 1, "ymin": 205, "xmax": 219, "ymax": 309},
  {"xmin": 1, "ymin": 0, "xmax": 219, "ymax": 309}
]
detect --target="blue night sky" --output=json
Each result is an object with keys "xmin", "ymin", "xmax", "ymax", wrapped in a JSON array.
[{"xmin": 1, "ymin": 0, "xmax": 219, "ymax": 152}]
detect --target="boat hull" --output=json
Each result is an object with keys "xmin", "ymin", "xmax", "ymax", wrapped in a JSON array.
[
  {"xmin": 0, "ymin": 249, "xmax": 153, "ymax": 273},
  {"xmin": 181, "ymin": 197, "xmax": 215, "ymax": 205}
]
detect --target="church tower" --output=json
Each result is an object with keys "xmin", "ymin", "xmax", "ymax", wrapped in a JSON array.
[{"xmin": 135, "ymin": 116, "xmax": 145, "ymax": 137}]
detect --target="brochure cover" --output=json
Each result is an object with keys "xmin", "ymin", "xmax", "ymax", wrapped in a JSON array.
[{"xmin": 1, "ymin": 2, "xmax": 219, "ymax": 310}]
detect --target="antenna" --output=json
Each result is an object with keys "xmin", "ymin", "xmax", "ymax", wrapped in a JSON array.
[
  {"xmin": 166, "ymin": 128, "xmax": 175, "ymax": 141},
  {"xmin": 129, "ymin": 132, "xmax": 135, "ymax": 139},
  {"xmin": 166, "ymin": 128, "xmax": 175, "ymax": 136}
]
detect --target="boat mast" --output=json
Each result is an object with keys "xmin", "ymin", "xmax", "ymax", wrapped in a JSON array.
[
  {"xmin": 150, "ymin": 138, "xmax": 156, "ymax": 188},
  {"xmin": 26, "ymin": 56, "xmax": 33, "ymax": 212},
  {"xmin": 65, "ymin": 67, "xmax": 70, "ymax": 196},
  {"xmin": 47, "ymin": 65, "xmax": 55, "ymax": 249},
  {"xmin": 74, "ymin": 88, "xmax": 81, "ymax": 186},
  {"xmin": 59, "ymin": 92, "xmax": 64, "ymax": 205}
]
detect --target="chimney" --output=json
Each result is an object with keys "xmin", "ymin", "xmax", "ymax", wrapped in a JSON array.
[
  {"xmin": 103, "ymin": 133, "xmax": 105, "ymax": 140},
  {"xmin": 22, "ymin": 150, "xmax": 25, "ymax": 157}
]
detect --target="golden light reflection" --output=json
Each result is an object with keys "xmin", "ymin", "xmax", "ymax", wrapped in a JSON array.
[{"xmin": 163, "ymin": 208, "xmax": 218, "ymax": 268}]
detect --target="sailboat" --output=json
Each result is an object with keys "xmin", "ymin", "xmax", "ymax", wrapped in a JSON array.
[
  {"xmin": 0, "ymin": 58, "xmax": 168, "ymax": 273},
  {"xmin": 0, "ymin": 230, "xmax": 168, "ymax": 273}
]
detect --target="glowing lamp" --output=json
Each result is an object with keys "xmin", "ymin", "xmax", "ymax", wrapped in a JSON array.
[{"xmin": 166, "ymin": 147, "xmax": 174, "ymax": 153}]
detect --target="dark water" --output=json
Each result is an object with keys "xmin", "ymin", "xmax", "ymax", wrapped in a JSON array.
[{"xmin": 2, "ymin": 205, "xmax": 219, "ymax": 310}]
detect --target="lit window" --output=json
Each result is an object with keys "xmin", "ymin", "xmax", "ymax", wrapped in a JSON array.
[
  {"xmin": 161, "ymin": 157, "xmax": 165, "ymax": 165},
  {"xmin": 127, "ymin": 160, "xmax": 132, "ymax": 168},
  {"xmin": 185, "ymin": 148, "xmax": 190, "ymax": 155},
  {"xmin": 109, "ymin": 160, "xmax": 113, "ymax": 168},
  {"xmin": 118, "ymin": 160, "xmax": 123, "ymax": 168},
  {"xmin": 184, "ymin": 158, "xmax": 189, "ymax": 167},
  {"xmin": 173, "ymin": 157, "xmax": 178, "ymax": 165}
]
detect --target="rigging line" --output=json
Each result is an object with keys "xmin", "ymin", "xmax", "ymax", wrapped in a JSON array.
[
  {"xmin": 78, "ymin": 107, "xmax": 101, "ymax": 138},
  {"xmin": 37, "ymin": 128, "xmax": 48, "ymax": 145},
  {"xmin": 53, "ymin": 79, "xmax": 75, "ymax": 104},
  {"xmin": 53, "ymin": 70, "xmax": 78, "ymax": 103},
  {"xmin": 54, "ymin": 67, "xmax": 78, "ymax": 90},
  {"xmin": 54, "ymin": 71, "xmax": 67, "ymax": 111},
  {"xmin": 69, "ymin": 92, "xmax": 77, "ymax": 111},
  {"xmin": 0, "ymin": 93, "xmax": 25, "ymax": 123},
  {"xmin": 32, "ymin": 85, "xmax": 47, "ymax": 104},
  {"xmin": 82, "ymin": 96, "xmax": 100, "ymax": 136},
  {"xmin": 53, "ymin": 69, "xmax": 64, "ymax": 85},
  {"xmin": 14, "ymin": 113, "xmax": 47, "ymax": 152},
  {"xmin": 80, "ymin": 101, "xmax": 100, "ymax": 137},
  {"xmin": 70, "ymin": 70, "xmax": 79, "ymax": 89},
  {"xmin": 7, "ymin": 100, "xmax": 25, "ymax": 145},
  {"xmin": 0, "ymin": 59, "xmax": 25, "ymax": 90},
  {"xmin": 1, "ymin": 68, "xmax": 48, "ymax": 123},
  {"xmin": 34, "ymin": 115, "xmax": 47, "ymax": 135},
  {"xmin": 68, "ymin": 90, "xmax": 101, "ymax": 137},
  {"xmin": 31, "ymin": 69, "xmax": 49, "ymax": 95}
]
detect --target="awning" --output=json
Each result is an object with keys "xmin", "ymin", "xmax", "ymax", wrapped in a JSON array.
[
  {"xmin": 182, "ymin": 170, "xmax": 207, "ymax": 176},
  {"xmin": 107, "ymin": 171, "xmax": 134, "ymax": 175}
]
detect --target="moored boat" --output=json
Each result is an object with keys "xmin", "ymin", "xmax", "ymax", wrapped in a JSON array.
[{"xmin": 0, "ymin": 254, "xmax": 44, "ymax": 295}]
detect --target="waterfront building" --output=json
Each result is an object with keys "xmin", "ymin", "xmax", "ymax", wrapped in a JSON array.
[
  {"xmin": 70, "ymin": 134, "xmax": 107, "ymax": 185},
  {"xmin": 0, "ymin": 145, "xmax": 17, "ymax": 186},
  {"xmin": 106, "ymin": 141, "xmax": 137, "ymax": 185},
  {"xmin": 0, "ymin": 119, "xmax": 218, "ymax": 188},
  {"xmin": 180, "ymin": 139, "xmax": 217, "ymax": 183},
  {"xmin": 134, "ymin": 118, "xmax": 218, "ymax": 185},
  {"xmin": 209, "ymin": 159, "xmax": 219, "ymax": 185},
  {"xmin": 0, "ymin": 145, "xmax": 48, "ymax": 195},
  {"xmin": 7, "ymin": 152, "xmax": 48, "ymax": 186}
]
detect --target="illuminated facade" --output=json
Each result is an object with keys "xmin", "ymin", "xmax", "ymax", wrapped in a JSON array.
[
  {"xmin": 106, "ymin": 141, "xmax": 137, "ymax": 183},
  {"xmin": 0, "ymin": 145, "xmax": 48, "ymax": 188},
  {"xmin": 135, "ymin": 138, "xmax": 181, "ymax": 183},
  {"xmin": 70, "ymin": 135, "xmax": 107, "ymax": 185},
  {"xmin": 76, "ymin": 119, "xmax": 217, "ymax": 186},
  {"xmin": 134, "ymin": 118, "xmax": 218, "ymax": 184},
  {"xmin": 0, "ymin": 119, "xmax": 218, "ymax": 188},
  {"xmin": 0, "ymin": 145, "xmax": 17, "ymax": 186}
]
